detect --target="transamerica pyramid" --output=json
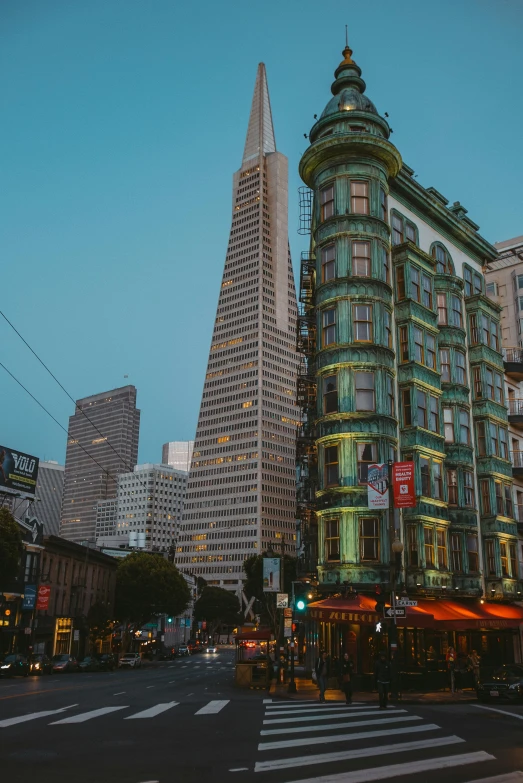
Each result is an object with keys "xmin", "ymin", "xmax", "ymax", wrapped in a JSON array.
[{"xmin": 176, "ymin": 64, "xmax": 300, "ymax": 589}]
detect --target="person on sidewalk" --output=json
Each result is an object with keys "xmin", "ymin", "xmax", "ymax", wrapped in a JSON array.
[
  {"xmin": 315, "ymin": 651, "xmax": 330, "ymax": 703},
  {"xmin": 266, "ymin": 654, "xmax": 274, "ymax": 693},
  {"xmin": 446, "ymin": 646, "xmax": 457, "ymax": 694},
  {"xmin": 339, "ymin": 652, "xmax": 354, "ymax": 704},
  {"xmin": 374, "ymin": 651, "xmax": 391, "ymax": 709},
  {"xmin": 468, "ymin": 649, "xmax": 481, "ymax": 686},
  {"xmin": 390, "ymin": 650, "xmax": 401, "ymax": 701}
]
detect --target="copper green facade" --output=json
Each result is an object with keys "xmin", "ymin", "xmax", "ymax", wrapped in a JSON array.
[{"xmin": 297, "ymin": 45, "xmax": 522, "ymax": 604}]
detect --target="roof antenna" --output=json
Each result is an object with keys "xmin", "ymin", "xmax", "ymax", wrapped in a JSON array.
[{"xmin": 345, "ymin": 24, "xmax": 348, "ymax": 46}]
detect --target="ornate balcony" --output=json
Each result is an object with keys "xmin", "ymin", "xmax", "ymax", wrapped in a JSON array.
[
  {"xmin": 511, "ymin": 450, "xmax": 523, "ymax": 479},
  {"xmin": 504, "ymin": 347, "xmax": 523, "ymax": 381},
  {"xmin": 508, "ymin": 399, "xmax": 523, "ymax": 429}
]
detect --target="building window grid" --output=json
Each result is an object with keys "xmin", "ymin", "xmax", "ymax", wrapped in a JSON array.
[{"xmin": 360, "ymin": 517, "xmax": 380, "ymax": 561}]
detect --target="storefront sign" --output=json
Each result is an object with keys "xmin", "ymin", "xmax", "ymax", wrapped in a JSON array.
[
  {"xmin": 36, "ymin": 584, "xmax": 51, "ymax": 611},
  {"xmin": 392, "ymin": 461, "xmax": 416, "ymax": 508},
  {"xmin": 263, "ymin": 558, "xmax": 281, "ymax": 592},
  {"xmin": 22, "ymin": 584, "xmax": 36, "ymax": 611},
  {"xmin": 367, "ymin": 463, "xmax": 389, "ymax": 509},
  {"xmin": 309, "ymin": 608, "xmax": 380, "ymax": 624}
]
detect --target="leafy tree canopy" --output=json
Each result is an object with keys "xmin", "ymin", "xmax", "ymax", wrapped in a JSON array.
[
  {"xmin": 115, "ymin": 552, "xmax": 190, "ymax": 628},
  {"xmin": 193, "ymin": 586, "xmax": 240, "ymax": 637},
  {"xmin": 0, "ymin": 508, "xmax": 23, "ymax": 590},
  {"xmin": 87, "ymin": 600, "xmax": 114, "ymax": 650}
]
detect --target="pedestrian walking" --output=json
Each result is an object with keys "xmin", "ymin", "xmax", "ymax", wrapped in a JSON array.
[
  {"xmin": 315, "ymin": 651, "xmax": 330, "ymax": 703},
  {"xmin": 390, "ymin": 650, "xmax": 401, "ymax": 701},
  {"xmin": 446, "ymin": 646, "xmax": 457, "ymax": 693},
  {"xmin": 374, "ymin": 651, "xmax": 391, "ymax": 709},
  {"xmin": 339, "ymin": 652, "xmax": 354, "ymax": 704},
  {"xmin": 468, "ymin": 649, "xmax": 481, "ymax": 686}
]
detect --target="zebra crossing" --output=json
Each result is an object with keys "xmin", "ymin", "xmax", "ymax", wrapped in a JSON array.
[
  {"xmin": 0, "ymin": 698, "xmax": 230, "ymax": 729},
  {"xmin": 256, "ymin": 699, "xmax": 522, "ymax": 783}
]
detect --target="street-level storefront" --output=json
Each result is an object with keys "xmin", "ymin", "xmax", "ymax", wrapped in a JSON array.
[{"xmin": 307, "ymin": 595, "xmax": 523, "ymax": 688}]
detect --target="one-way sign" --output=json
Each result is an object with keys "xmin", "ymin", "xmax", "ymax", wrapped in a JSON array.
[{"xmin": 384, "ymin": 607, "xmax": 406, "ymax": 618}]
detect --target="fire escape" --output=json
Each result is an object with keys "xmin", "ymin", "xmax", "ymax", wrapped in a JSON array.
[{"xmin": 296, "ymin": 212, "xmax": 318, "ymax": 576}]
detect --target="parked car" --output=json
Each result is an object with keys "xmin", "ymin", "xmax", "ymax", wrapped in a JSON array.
[
  {"xmin": 51, "ymin": 654, "xmax": 79, "ymax": 673},
  {"xmin": 95, "ymin": 653, "xmax": 117, "ymax": 671},
  {"xmin": 177, "ymin": 645, "xmax": 190, "ymax": 656},
  {"xmin": 29, "ymin": 654, "xmax": 53, "ymax": 676},
  {"xmin": 78, "ymin": 656, "xmax": 102, "ymax": 673},
  {"xmin": 206, "ymin": 645, "xmax": 218, "ymax": 654},
  {"xmin": 118, "ymin": 653, "xmax": 142, "ymax": 669},
  {"xmin": 0, "ymin": 654, "xmax": 30, "ymax": 678},
  {"xmin": 477, "ymin": 664, "xmax": 523, "ymax": 702}
]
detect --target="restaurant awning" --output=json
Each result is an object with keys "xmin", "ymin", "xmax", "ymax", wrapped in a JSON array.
[{"xmin": 307, "ymin": 595, "xmax": 523, "ymax": 630}]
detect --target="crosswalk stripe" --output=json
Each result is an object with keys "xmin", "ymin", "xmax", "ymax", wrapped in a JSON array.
[
  {"xmin": 275, "ymin": 750, "xmax": 495, "ymax": 783},
  {"xmin": 264, "ymin": 708, "xmax": 406, "ymax": 725},
  {"xmin": 260, "ymin": 714, "xmax": 423, "ymax": 737},
  {"xmin": 50, "ymin": 706, "xmax": 128, "ymax": 724},
  {"xmin": 0, "ymin": 704, "xmax": 78, "ymax": 728},
  {"xmin": 472, "ymin": 704, "xmax": 523, "ymax": 721},
  {"xmin": 262, "ymin": 709, "xmax": 409, "ymax": 729},
  {"xmin": 195, "ymin": 700, "xmax": 230, "ymax": 715},
  {"xmin": 259, "ymin": 721, "xmax": 438, "ymax": 751},
  {"xmin": 265, "ymin": 701, "xmax": 363, "ymax": 710},
  {"xmin": 265, "ymin": 705, "xmax": 380, "ymax": 716},
  {"xmin": 464, "ymin": 774, "xmax": 523, "ymax": 783},
  {"xmin": 125, "ymin": 702, "xmax": 179, "ymax": 719},
  {"xmin": 255, "ymin": 734, "xmax": 465, "ymax": 772}
]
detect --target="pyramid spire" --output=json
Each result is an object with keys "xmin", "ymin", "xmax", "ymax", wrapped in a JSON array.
[{"xmin": 242, "ymin": 63, "xmax": 276, "ymax": 164}]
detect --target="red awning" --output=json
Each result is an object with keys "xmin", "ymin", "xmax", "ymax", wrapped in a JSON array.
[{"xmin": 307, "ymin": 595, "xmax": 523, "ymax": 630}]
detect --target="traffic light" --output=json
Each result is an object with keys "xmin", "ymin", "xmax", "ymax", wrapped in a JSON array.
[
  {"xmin": 294, "ymin": 583, "xmax": 315, "ymax": 612},
  {"xmin": 374, "ymin": 584, "xmax": 387, "ymax": 614}
]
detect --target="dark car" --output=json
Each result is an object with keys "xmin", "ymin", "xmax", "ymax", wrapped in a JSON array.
[
  {"xmin": 0, "ymin": 654, "xmax": 30, "ymax": 678},
  {"xmin": 477, "ymin": 664, "xmax": 523, "ymax": 702},
  {"xmin": 51, "ymin": 654, "xmax": 79, "ymax": 673},
  {"xmin": 29, "ymin": 654, "xmax": 53, "ymax": 676},
  {"xmin": 177, "ymin": 645, "xmax": 190, "ymax": 656},
  {"xmin": 78, "ymin": 656, "xmax": 102, "ymax": 673},
  {"xmin": 95, "ymin": 653, "xmax": 117, "ymax": 671}
]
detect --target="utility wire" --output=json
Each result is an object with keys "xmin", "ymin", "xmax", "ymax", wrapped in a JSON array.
[{"xmin": 0, "ymin": 309, "xmax": 150, "ymax": 493}]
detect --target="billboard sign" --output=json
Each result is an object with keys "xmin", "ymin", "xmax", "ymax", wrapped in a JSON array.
[
  {"xmin": 36, "ymin": 584, "xmax": 51, "ymax": 611},
  {"xmin": 0, "ymin": 445, "xmax": 39, "ymax": 498},
  {"xmin": 263, "ymin": 557, "xmax": 281, "ymax": 592},
  {"xmin": 392, "ymin": 461, "xmax": 416, "ymax": 508},
  {"xmin": 367, "ymin": 463, "xmax": 389, "ymax": 509},
  {"xmin": 22, "ymin": 585, "xmax": 37, "ymax": 611}
]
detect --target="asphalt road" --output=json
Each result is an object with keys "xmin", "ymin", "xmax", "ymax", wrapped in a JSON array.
[{"xmin": 2, "ymin": 649, "xmax": 523, "ymax": 783}]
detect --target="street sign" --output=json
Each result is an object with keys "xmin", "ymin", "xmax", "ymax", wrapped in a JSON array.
[
  {"xmin": 384, "ymin": 607, "xmax": 406, "ymax": 618},
  {"xmin": 73, "ymin": 629, "xmax": 80, "ymax": 641},
  {"xmin": 284, "ymin": 626, "xmax": 292, "ymax": 638},
  {"xmin": 396, "ymin": 599, "xmax": 418, "ymax": 607},
  {"xmin": 284, "ymin": 618, "xmax": 292, "ymax": 629},
  {"xmin": 276, "ymin": 593, "xmax": 289, "ymax": 608},
  {"xmin": 283, "ymin": 608, "xmax": 292, "ymax": 618}
]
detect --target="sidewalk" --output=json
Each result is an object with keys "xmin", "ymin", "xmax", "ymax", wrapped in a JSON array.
[{"xmin": 269, "ymin": 674, "xmax": 477, "ymax": 704}]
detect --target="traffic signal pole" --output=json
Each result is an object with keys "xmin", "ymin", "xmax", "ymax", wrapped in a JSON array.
[{"xmin": 288, "ymin": 580, "xmax": 297, "ymax": 693}]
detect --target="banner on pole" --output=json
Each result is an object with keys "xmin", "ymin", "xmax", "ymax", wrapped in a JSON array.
[
  {"xmin": 392, "ymin": 461, "xmax": 416, "ymax": 508},
  {"xmin": 263, "ymin": 558, "xmax": 281, "ymax": 592},
  {"xmin": 367, "ymin": 463, "xmax": 389, "ymax": 509}
]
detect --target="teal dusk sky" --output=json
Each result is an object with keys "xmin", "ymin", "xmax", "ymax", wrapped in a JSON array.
[{"xmin": 1, "ymin": 0, "xmax": 522, "ymax": 465}]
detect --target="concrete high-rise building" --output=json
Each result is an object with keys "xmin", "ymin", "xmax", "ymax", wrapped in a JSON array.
[
  {"xmin": 484, "ymin": 236, "xmax": 523, "ymax": 349},
  {"xmin": 60, "ymin": 385, "xmax": 140, "ymax": 543},
  {"xmin": 162, "ymin": 441, "xmax": 194, "ymax": 472},
  {"xmin": 176, "ymin": 64, "xmax": 300, "ymax": 588},
  {"xmin": 95, "ymin": 464, "xmax": 187, "ymax": 552},
  {"xmin": 30, "ymin": 461, "xmax": 65, "ymax": 536}
]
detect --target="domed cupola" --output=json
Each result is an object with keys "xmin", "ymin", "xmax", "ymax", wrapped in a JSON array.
[{"xmin": 321, "ymin": 44, "xmax": 378, "ymax": 119}]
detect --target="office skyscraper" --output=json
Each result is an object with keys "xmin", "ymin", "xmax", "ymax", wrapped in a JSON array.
[
  {"xmin": 176, "ymin": 64, "xmax": 300, "ymax": 588},
  {"xmin": 162, "ymin": 441, "xmax": 194, "ymax": 472},
  {"xmin": 60, "ymin": 385, "xmax": 140, "ymax": 543}
]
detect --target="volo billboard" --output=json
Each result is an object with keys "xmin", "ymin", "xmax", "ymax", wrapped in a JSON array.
[
  {"xmin": 392, "ymin": 461, "xmax": 416, "ymax": 508},
  {"xmin": 0, "ymin": 445, "xmax": 39, "ymax": 498}
]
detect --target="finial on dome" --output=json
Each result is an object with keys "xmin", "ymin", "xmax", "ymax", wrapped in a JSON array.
[{"xmin": 340, "ymin": 25, "xmax": 354, "ymax": 65}]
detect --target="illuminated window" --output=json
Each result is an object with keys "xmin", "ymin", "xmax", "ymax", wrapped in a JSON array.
[
  {"xmin": 325, "ymin": 518, "xmax": 340, "ymax": 561},
  {"xmin": 437, "ymin": 529, "xmax": 447, "ymax": 569},
  {"xmin": 437, "ymin": 293, "xmax": 447, "ymax": 325},
  {"xmin": 447, "ymin": 469, "xmax": 458, "ymax": 505},
  {"xmin": 440, "ymin": 348, "xmax": 450, "ymax": 382},
  {"xmin": 324, "ymin": 445, "xmax": 339, "ymax": 487},
  {"xmin": 360, "ymin": 517, "xmax": 379, "ymax": 561},
  {"xmin": 424, "ymin": 527, "xmax": 435, "ymax": 568},
  {"xmin": 451, "ymin": 533, "xmax": 462, "ymax": 571}
]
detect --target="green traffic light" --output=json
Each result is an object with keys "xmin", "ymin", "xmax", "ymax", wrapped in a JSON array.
[{"xmin": 296, "ymin": 599, "xmax": 305, "ymax": 611}]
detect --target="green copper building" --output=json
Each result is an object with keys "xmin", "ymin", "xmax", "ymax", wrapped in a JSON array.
[{"xmin": 298, "ymin": 43, "xmax": 523, "ymax": 673}]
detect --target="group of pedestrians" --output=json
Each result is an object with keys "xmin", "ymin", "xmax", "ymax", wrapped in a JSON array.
[
  {"xmin": 446, "ymin": 646, "xmax": 481, "ymax": 693},
  {"xmin": 314, "ymin": 650, "xmax": 400, "ymax": 708}
]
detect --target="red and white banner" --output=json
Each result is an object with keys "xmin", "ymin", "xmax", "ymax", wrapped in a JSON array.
[
  {"xmin": 36, "ymin": 584, "xmax": 51, "ymax": 611},
  {"xmin": 392, "ymin": 461, "xmax": 416, "ymax": 508}
]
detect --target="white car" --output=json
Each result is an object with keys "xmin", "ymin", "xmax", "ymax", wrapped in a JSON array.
[
  {"xmin": 118, "ymin": 653, "xmax": 142, "ymax": 669},
  {"xmin": 206, "ymin": 645, "xmax": 217, "ymax": 654}
]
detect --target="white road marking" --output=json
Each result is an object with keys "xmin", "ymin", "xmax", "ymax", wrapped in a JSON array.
[
  {"xmin": 259, "ymin": 721, "xmax": 438, "ymax": 750},
  {"xmin": 264, "ymin": 708, "xmax": 406, "ymax": 725},
  {"xmin": 262, "ymin": 709, "xmax": 398, "ymax": 726},
  {"xmin": 182, "ymin": 665, "xmax": 188, "ymax": 668},
  {"xmin": 472, "ymin": 704, "xmax": 523, "ymax": 720},
  {"xmin": 230, "ymin": 768, "xmax": 249, "ymax": 772},
  {"xmin": 146, "ymin": 686, "xmax": 155, "ymax": 689},
  {"xmin": 169, "ymin": 680, "xmax": 176, "ymax": 684},
  {"xmin": 263, "ymin": 699, "xmax": 273, "ymax": 703},
  {"xmin": 260, "ymin": 714, "xmax": 423, "ymax": 736},
  {"xmin": 195, "ymin": 699, "xmax": 230, "ymax": 715},
  {"xmin": 113, "ymin": 692, "xmax": 126, "ymax": 695},
  {"xmin": 256, "ymin": 734, "xmax": 465, "ymax": 772},
  {"xmin": 50, "ymin": 706, "xmax": 128, "ymax": 724},
  {"xmin": 274, "ymin": 751, "xmax": 495, "ymax": 782},
  {"xmin": 0, "ymin": 704, "xmax": 78, "ymax": 728},
  {"xmin": 125, "ymin": 702, "xmax": 179, "ymax": 719},
  {"xmin": 464, "ymin": 774, "xmax": 523, "ymax": 783},
  {"xmin": 265, "ymin": 705, "xmax": 379, "ymax": 716},
  {"xmin": 265, "ymin": 700, "xmax": 359, "ymax": 709}
]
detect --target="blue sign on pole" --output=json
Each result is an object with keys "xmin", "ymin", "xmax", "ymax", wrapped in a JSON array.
[{"xmin": 22, "ymin": 584, "xmax": 36, "ymax": 611}]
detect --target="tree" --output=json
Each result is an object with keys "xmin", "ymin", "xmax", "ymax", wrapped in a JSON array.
[
  {"xmin": 115, "ymin": 553, "xmax": 190, "ymax": 649},
  {"xmin": 193, "ymin": 586, "xmax": 240, "ymax": 640},
  {"xmin": 86, "ymin": 600, "xmax": 114, "ymax": 653},
  {"xmin": 0, "ymin": 508, "xmax": 23, "ymax": 590},
  {"xmin": 243, "ymin": 553, "xmax": 297, "ymax": 635}
]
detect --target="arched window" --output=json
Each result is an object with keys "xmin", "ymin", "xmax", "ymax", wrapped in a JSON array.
[{"xmin": 431, "ymin": 243, "xmax": 454, "ymax": 275}]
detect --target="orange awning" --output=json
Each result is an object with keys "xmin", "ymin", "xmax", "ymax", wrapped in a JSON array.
[{"xmin": 307, "ymin": 595, "xmax": 523, "ymax": 630}]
